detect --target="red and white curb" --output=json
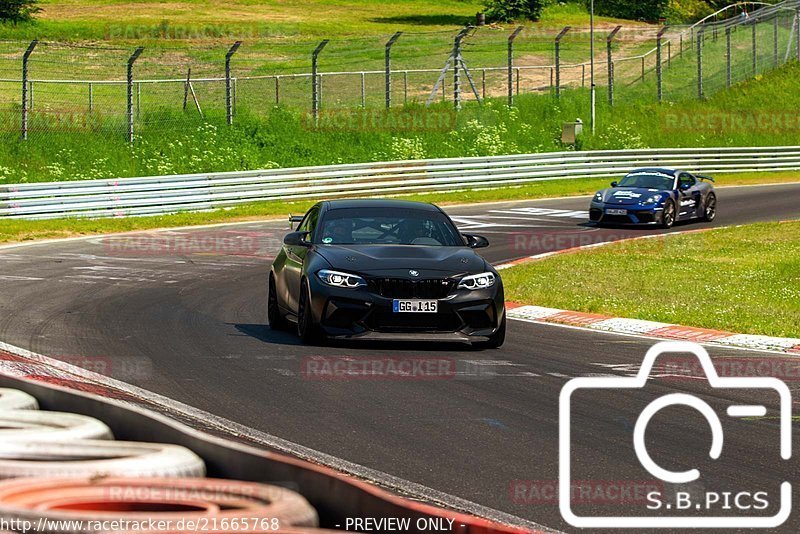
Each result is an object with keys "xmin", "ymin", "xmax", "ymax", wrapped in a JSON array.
[{"xmin": 506, "ymin": 304, "xmax": 800, "ymax": 354}]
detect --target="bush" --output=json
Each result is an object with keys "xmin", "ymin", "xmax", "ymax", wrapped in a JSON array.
[
  {"xmin": 592, "ymin": 0, "xmax": 669, "ymax": 21},
  {"xmin": 665, "ymin": 0, "xmax": 714, "ymax": 24},
  {"xmin": 484, "ymin": 0, "xmax": 547, "ymax": 22},
  {"xmin": 0, "ymin": 0, "xmax": 40, "ymax": 23}
]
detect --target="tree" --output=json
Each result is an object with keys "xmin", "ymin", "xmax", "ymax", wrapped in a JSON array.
[
  {"xmin": 0, "ymin": 0, "xmax": 41, "ymax": 23},
  {"xmin": 484, "ymin": 0, "xmax": 547, "ymax": 23}
]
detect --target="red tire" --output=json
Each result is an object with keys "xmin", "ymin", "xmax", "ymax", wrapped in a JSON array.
[{"xmin": 0, "ymin": 477, "xmax": 318, "ymax": 530}]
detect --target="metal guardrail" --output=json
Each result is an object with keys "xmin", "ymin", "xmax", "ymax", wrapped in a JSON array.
[{"xmin": 2, "ymin": 146, "xmax": 799, "ymax": 219}]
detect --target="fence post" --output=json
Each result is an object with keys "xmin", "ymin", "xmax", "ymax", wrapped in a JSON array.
[
  {"xmin": 697, "ymin": 28, "xmax": 704, "ymax": 99},
  {"xmin": 657, "ymin": 26, "xmax": 667, "ymax": 103},
  {"xmin": 796, "ymin": 9, "xmax": 800, "ymax": 61},
  {"xmin": 360, "ymin": 72, "xmax": 366, "ymax": 108},
  {"xmin": 275, "ymin": 76, "xmax": 280, "ymax": 105},
  {"xmin": 507, "ymin": 26, "xmax": 523, "ymax": 106},
  {"xmin": 453, "ymin": 28, "xmax": 470, "ymax": 111},
  {"xmin": 225, "ymin": 41, "xmax": 242, "ymax": 126},
  {"xmin": 752, "ymin": 21, "xmax": 758, "ymax": 75},
  {"xmin": 311, "ymin": 39, "xmax": 329, "ymax": 123},
  {"xmin": 680, "ymin": 33, "xmax": 683, "ymax": 57},
  {"xmin": 20, "ymin": 40, "xmax": 37, "ymax": 141},
  {"xmin": 773, "ymin": 15, "xmax": 779, "ymax": 67},
  {"xmin": 554, "ymin": 26, "xmax": 570, "ymax": 98},
  {"xmin": 606, "ymin": 26, "xmax": 620, "ymax": 106},
  {"xmin": 127, "ymin": 47, "xmax": 144, "ymax": 144},
  {"xmin": 88, "ymin": 82, "xmax": 93, "ymax": 113},
  {"xmin": 385, "ymin": 32, "xmax": 402, "ymax": 109},
  {"xmin": 726, "ymin": 26, "xmax": 732, "ymax": 88}
]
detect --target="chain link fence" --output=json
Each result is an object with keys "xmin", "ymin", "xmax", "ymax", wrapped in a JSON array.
[{"xmin": 0, "ymin": 0, "xmax": 798, "ymax": 142}]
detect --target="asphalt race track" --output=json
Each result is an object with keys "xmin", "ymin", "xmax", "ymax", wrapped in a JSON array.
[{"xmin": 1, "ymin": 182, "xmax": 799, "ymax": 533}]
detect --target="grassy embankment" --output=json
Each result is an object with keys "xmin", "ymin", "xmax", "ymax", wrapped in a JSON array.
[{"xmin": 503, "ymin": 221, "xmax": 800, "ymax": 338}]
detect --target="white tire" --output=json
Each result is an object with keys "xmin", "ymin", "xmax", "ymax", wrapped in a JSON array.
[
  {"xmin": 0, "ymin": 440, "xmax": 206, "ymax": 479},
  {"xmin": 0, "ymin": 411, "xmax": 112, "ymax": 441},
  {"xmin": 0, "ymin": 389, "xmax": 38, "ymax": 411}
]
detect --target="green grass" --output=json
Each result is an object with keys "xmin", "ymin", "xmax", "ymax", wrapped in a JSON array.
[
  {"xmin": 0, "ymin": 0, "xmax": 637, "ymax": 42},
  {"xmin": 2, "ymin": 170, "xmax": 797, "ymax": 245},
  {"xmin": 503, "ymin": 221, "xmax": 800, "ymax": 338},
  {"xmin": 3, "ymin": 59, "xmax": 800, "ymax": 186}
]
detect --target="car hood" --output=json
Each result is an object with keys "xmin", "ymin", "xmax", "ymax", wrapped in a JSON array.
[
  {"xmin": 315, "ymin": 244, "xmax": 486, "ymax": 277},
  {"xmin": 600, "ymin": 187, "xmax": 671, "ymax": 205}
]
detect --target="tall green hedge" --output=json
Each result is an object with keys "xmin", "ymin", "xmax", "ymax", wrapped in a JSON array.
[{"xmin": 592, "ymin": 0, "xmax": 669, "ymax": 22}]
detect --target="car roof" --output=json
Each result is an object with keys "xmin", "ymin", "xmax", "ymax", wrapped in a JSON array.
[
  {"xmin": 627, "ymin": 168, "xmax": 683, "ymax": 177},
  {"xmin": 323, "ymin": 199, "xmax": 441, "ymax": 212}
]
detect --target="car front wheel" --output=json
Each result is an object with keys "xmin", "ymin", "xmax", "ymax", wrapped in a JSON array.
[
  {"xmin": 702, "ymin": 193, "xmax": 717, "ymax": 222},
  {"xmin": 474, "ymin": 316, "xmax": 506, "ymax": 350},
  {"xmin": 297, "ymin": 278, "xmax": 323, "ymax": 345},
  {"xmin": 660, "ymin": 200, "xmax": 676, "ymax": 229},
  {"xmin": 268, "ymin": 274, "xmax": 288, "ymax": 331}
]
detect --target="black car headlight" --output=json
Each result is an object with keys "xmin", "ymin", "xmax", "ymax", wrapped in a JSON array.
[
  {"xmin": 458, "ymin": 272, "xmax": 496, "ymax": 290},
  {"xmin": 593, "ymin": 192, "xmax": 603, "ymax": 202},
  {"xmin": 317, "ymin": 269, "xmax": 366, "ymax": 289}
]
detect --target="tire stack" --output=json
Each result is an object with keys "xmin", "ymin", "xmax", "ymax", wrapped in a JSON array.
[{"xmin": 0, "ymin": 388, "xmax": 324, "ymax": 532}]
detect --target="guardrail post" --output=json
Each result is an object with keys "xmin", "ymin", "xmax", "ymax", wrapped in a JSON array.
[
  {"xmin": 127, "ymin": 46, "xmax": 144, "ymax": 144},
  {"xmin": 554, "ymin": 26, "xmax": 570, "ymax": 98},
  {"xmin": 697, "ymin": 28, "xmax": 704, "ymax": 99},
  {"xmin": 225, "ymin": 41, "xmax": 242, "ymax": 126},
  {"xmin": 507, "ymin": 26, "xmax": 523, "ymax": 106},
  {"xmin": 773, "ymin": 15, "xmax": 779, "ymax": 67},
  {"xmin": 311, "ymin": 40, "xmax": 329, "ymax": 123},
  {"xmin": 385, "ymin": 32, "xmax": 402, "ymax": 109},
  {"xmin": 20, "ymin": 40, "xmax": 37, "ymax": 141},
  {"xmin": 657, "ymin": 26, "xmax": 667, "ymax": 103},
  {"xmin": 606, "ymin": 26, "xmax": 620, "ymax": 106},
  {"xmin": 752, "ymin": 20, "xmax": 758, "ymax": 75}
]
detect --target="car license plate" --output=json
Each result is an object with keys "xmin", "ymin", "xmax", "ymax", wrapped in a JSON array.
[
  {"xmin": 606, "ymin": 208, "xmax": 628, "ymax": 215},
  {"xmin": 393, "ymin": 300, "xmax": 438, "ymax": 313}
]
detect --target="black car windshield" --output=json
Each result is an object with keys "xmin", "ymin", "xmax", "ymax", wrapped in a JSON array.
[
  {"xmin": 317, "ymin": 207, "xmax": 464, "ymax": 246},
  {"xmin": 618, "ymin": 172, "xmax": 675, "ymax": 190}
]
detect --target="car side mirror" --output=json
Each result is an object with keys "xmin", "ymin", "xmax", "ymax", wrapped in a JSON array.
[
  {"xmin": 680, "ymin": 183, "xmax": 691, "ymax": 191},
  {"xmin": 610, "ymin": 181, "xmax": 618, "ymax": 187},
  {"xmin": 284, "ymin": 231, "xmax": 311, "ymax": 247},
  {"xmin": 464, "ymin": 234, "xmax": 490, "ymax": 249}
]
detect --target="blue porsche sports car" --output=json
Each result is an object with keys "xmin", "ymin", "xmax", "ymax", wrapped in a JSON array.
[{"xmin": 589, "ymin": 168, "xmax": 717, "ymax": 228}]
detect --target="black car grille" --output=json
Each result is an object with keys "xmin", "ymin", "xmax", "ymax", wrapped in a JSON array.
[
  {"xmin": 368, "ymin": 278, "xmax": 456, "ymax": 299},
  {"xmin": 365, "ymin": 309, "xmax": 463, "ymax": 332}
]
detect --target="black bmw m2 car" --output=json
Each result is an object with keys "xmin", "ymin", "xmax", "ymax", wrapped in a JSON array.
[
  {"xmin": 268, "ymin": 199, "xmax": 505, "ymax": 348},
  {"xmin": 589, "ymin": 168, "xmax": 717, "ymax": 228}
]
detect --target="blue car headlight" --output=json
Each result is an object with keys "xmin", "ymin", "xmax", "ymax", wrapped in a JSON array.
[
  {"xmin": 317, "ymin": 269, "xmax": 366, "ymax": 289},
  {"xmin": 642, "ymin": 194, "xmax": 663, "ymax": 205},
  {"xmin": 593, "ymin": 192, "xmax": 603, "ymax": 202},
  {"xmin": 458, "ymin": 272, "xmax": 496, "ymax": 290}
]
